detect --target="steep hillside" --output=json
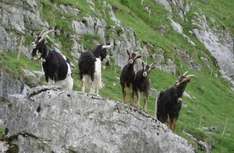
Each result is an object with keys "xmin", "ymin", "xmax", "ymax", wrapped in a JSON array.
[{"xmin": 0, "ymin": 0, "xmax": 234, "ymax": 152}]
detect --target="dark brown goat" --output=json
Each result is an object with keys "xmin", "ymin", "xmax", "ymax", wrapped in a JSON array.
[
  {"xmin": 156, "ymin": 72, "xmax": 194, "ymax": 131},
  {"xmin": 120, "ymin": 51, "xmax": 141, "ymax": 103},
  {"xmin": 133, "ymin": 62, "xmax": 155, "ymax": 111}
]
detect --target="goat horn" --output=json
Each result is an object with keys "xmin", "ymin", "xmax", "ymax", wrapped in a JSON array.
[
  {"xmin": 150, "ymin": 62, "xmax": 156, "ymax": 68},
  {"xmin": 183, "ymin": 71, "xmax": 188, "ymax": 76},
  {"xmin": 102, "ymin": 44, "xmax": 112, "ymax": 49},
  {"xmin": 38, "ymin": 29, "xmax": 47, "ymax": 37},
  {"xmin": 187, "ymin": 74, "xmax": 195, "ymax": 78},
  {"xmin": 39, "ymin": 29, "xmax": 54, "ymax": 42}
]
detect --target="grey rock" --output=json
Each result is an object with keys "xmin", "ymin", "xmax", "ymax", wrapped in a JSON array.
[
  {"xmin": 155, "ymin": 0, "xmax": 191, "ymax": 19},
  {"xmin": 0, "ymin": 119, "xmax": 4, "ymax": 128},
  {"xmin": 0, "ymin": 0, "xmax": 45, "ymax": 52},
  {"xmin": 169, "ymin": 18, "xmax": 195, "ymax": 46},
  {"xmin": 22, "ymin": 69, "xmax": 44, "ymax": 87},
  {"xmin": 176, "ymin": 50, "xmax": 201, "ymax": 70},
  {"xmin": 72, "ymin": 16, "xmax": 106, "ymax": 42},
  {"xmin": 155, "ymin": 0, "xmax": 172, "ymax": 11},
  {"xmin": 0, "ymin": 86, "xmax": 194, "ymax": 153},
  {"xmin": 155, "ymin": 58, "xmax": 177, "ymax": 75},
  {"xmin": 58, "ymin": 4, "xmax": 80, "ymax": 16},
  {"xmin": 0, "ymin": 26, "xmax": 15, "ymax": 51},
  {"xmin": 0, "ymin": 141, "xmax": 9, "ymax": 153},
  {"xmin": 0, "ymin": 71, "xmax": 29, "ymax": 99},
  {"xmin": 192, "ymin": 13, "xmax": 234, "ymax": 86}
]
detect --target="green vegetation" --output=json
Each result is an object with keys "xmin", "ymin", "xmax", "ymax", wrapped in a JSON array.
[
  {"xmin": 0, "ymin": 128, "xmax": 4, "ymax": 139},
  {"xmin": 80, "ymin": 33, "xmax": 101, "ymax": 50},
  {"xmin": 195, "ymin": 0, "xmax": 234, "ymax": 33},
  {"xmin": 0, "ymin": 52, "xmax": 40, "ymax": 77},
  {"xmin": 1, "ymin": 0, "xmax": 234, "ymax": 152}
]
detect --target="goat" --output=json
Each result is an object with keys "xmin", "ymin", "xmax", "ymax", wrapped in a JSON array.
[
  {"xmin": 133, "ymin": 62, "xmax": 155, "ymax": 111},
  {"xmin": 78, "ymin": 44, "xmax": 112, "ymax": 95},
  {"xmin": 156, "ymin": 72, "xmax": 194, "ymax": 131},
  {"xmin": 31, "ymin": 29, "xmax": 73, "ymax": 90},
  {"xmin": 120, "ymin": 50, "xmax": 141, "ymax": 103}
]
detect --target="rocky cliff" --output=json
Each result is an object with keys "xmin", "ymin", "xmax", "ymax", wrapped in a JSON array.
[{"xmin": 0, "ymin": 86, "xmax": 194, "ymax": 153}]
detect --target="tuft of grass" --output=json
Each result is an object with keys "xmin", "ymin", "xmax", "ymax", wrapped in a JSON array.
[
  {"xmin": 0, "ymin": 128, "xmax": 4, "ymax": 139},
  {"xmin": 80, "ymin": 33, "xmax": 101, "ymax": 50}
]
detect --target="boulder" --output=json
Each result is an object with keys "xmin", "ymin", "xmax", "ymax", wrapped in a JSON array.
[
  {"xmin": 0, "ymin": 86, "xmax": 194, "ymax": 153},
  {"xmin": 0, "ymin": 71, "xmax": 29, "ymax": 99}
]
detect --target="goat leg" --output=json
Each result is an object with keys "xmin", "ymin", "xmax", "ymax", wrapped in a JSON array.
[
  {"xmin": 122, "ymin": 87, "xmax": 127, "ymax": 103},
  {"xmin": 172, "ymin": 118, "xmax": 177, "ymax": 131},
  {"xmin": 95, "ymin": 83, "xmax": 99, "ymax": 96},
  {"xmin": 89, "ymin": 83, "xmax": 95, "ymax": 94},
  {"xmin": 132, "ymin": 90, "xmax": 138, "ymax": 107},
  {"xmin": 81, "ymin": 79, "xmax": 85, "ymax": 92},
  {"xmin": 167, "ymin": 116, "xmax": 173, "ymax": 130},
  {"xmin": 137, "ymin": 91, "xmax": 141, "ymax": 108},
  {"xmin": 143, "ymin": 93, "xmax": 148, "ymax": 112}
]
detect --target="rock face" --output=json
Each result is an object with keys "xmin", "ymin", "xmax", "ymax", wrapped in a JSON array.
[
  {"xmin": 0, "ymin": 71, "xmax": 29, "ymax": 99},
  {"xmin": 0, "ymin": 86, "xmax": 194, "ymax": 153},
  {"xmin": 192, "ymin": 13, "xmax": 234, "ymax": 86},
  {"xmin": 0, "ymin": 0, "xmax": 45, "ymax": 54}
]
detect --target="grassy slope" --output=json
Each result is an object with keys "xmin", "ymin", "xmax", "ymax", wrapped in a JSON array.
[
  {"xmin": 0, "ymin": 52, "xmax": 41, "ymax": 76},
  {"xmin": 1, "ymin": 0, "xmax": 234, "ymax": 152}
]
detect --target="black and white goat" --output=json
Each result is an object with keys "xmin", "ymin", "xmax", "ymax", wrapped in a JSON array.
[
  {"xmin": 156, "ymin": 72, "xmax": 194, "ymax": 131},
  {"xmin": 78, "ymin": 44, "xmax": 112, "ymax": 95},
  {"xmin": 31, "ymin": 29, "xmax": 73, "ymax": 90},
  {"xmin": 133, "ymin": 62, "xmax": 155, "ymax": 111},
  {"xmin": 120, "ymin": 51, "xmax": 141, "ymax": 103}
]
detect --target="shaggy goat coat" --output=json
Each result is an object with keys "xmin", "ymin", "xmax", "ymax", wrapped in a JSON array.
[
  {"xmin": 31, "ymin": 34, "xmax": 73, "ymax": 90},
  {"xmin": 78, "ymin": 44, "xmax": 110, "ymax": 94},
  {"xmin": 156, "ymin": 86, "xmax": 183, "ymax": 123},
  {"xmin": 156, "ymin": 77, "xmax": 190, "ymax": 131}
]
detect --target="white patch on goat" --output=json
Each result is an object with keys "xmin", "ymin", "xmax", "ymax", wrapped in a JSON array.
[
  {"xmin": 81, "ymin": 58, "xmax": 103, "ymax": 95},
  {"xmin": 54, "ymin": 48, "xmax": 68, "ymax": 61},
  {"xmin": 129, "ymin": 59, "xmax": 134, "ymax": 64},
  {"xmin": 93, "ymin": 58, "xmax": 102, "ymax": 95},
  {"xmin": 55, "ymin": 63, "xmax": 73, "ymax": 90},
  {"xmin": 82, "ymin": 75, "xmax": 92, "ymax": 92}
]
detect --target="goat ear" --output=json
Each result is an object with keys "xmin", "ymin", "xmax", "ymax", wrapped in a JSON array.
[
  {"xmin": 150, "ymin": 66, "xmax": 156, "ymax": 71},
  {"xmin": 182, "ymin": 71, "xmax": 188, "ymax": 76},
  {"xmin": 142, "ymin": 62, "xmax": 145, "ymax": 69},
  {"xmin": 135, "ymin": 55, "xmax": 141, "ymax": 59},
  {"xmin": 150, "ymin": 63, "xmax": 156, "ymax": 69}
]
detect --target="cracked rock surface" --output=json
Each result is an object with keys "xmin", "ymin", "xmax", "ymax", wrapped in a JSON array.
[{"xmin": 0, "ymin": 86, "xmax": 194, "ymax": 153}]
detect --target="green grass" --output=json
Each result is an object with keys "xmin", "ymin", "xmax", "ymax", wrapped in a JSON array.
[
  {"xmin": 52, "ymin": 0, "xmax": 92, "ymax": 16},
  {"xmin": 0, "ymin": 52, "xmax": 40, "ymax": 76},
  {"xmin": 80, "ymin": 33, "xmax": 101, "ymax": 50},
  {"xmin": 176, "ymin": 72, "xmax": 234, "ymax": 152},
  {"xmin": 0, "ymin": 128, "xmax": 4, "ymax": 139},
  {"xmin": 195, "ymin": 0, "xmax": 234, "ymax": 33}
]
